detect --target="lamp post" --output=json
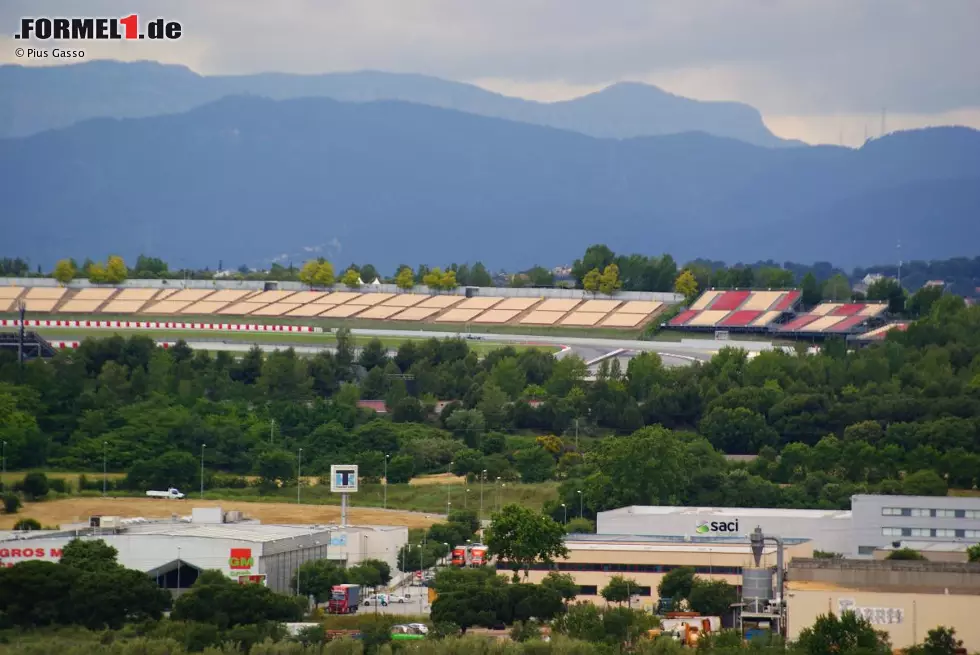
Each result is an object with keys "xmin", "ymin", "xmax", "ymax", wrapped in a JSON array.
[
  {"xmin": 384, "ymin": 453, "xmax": 389, "ymax": 510},
  {"xmin": 2, "ymin": 440, "xmax": 7, "ymax": 490},
  {"xmin": 465, "ymin": 488, "xmax": 470, "ymax": 509},
  {"xmin": 297, "ymin": 448, "xmax": 303, "ymax": 504},
  {"xmin": 102, "ymin": 441, "xmax": 107, "ymax": 497},
  {"xmin": 479, "ymin": 469, "xmax": 486, "ymax": 524},
  {"xmin": 495, "ymin": 477, "xmax": 501, "ymax": 512},
  {"xmin": 577, "ymin": 490, "xmax": 583, "ymax": 518},
  {"xmin": 561, "ymin": 503, "xmax": 567, "ymax": 524},
  {"xmin": 200, "ymin": 443, "xmax": 206, "ymax": 499},
  {"xmin": 447, "ymin": 461, "xmax": 453, "ymax": 516}
]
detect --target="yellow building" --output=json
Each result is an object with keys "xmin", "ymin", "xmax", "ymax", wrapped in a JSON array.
[
  {"xmin": 504, "ymin": 534, "xmax": 813, "ymax": 608},
  {"xmin": 786, "ymin": 558, "xmax": 980, "ymax": 651}
]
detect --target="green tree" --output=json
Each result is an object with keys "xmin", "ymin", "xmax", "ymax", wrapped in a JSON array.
[
  {"xmin": 796, "ymin": 612, "xmax": 891, "ymax": 655},
  {"xmin": 600, "ymin": 575, "xmax": 638, "ymax": 605},
  {"xmin": 0, "ymin": 561, "xmax": 77, "ymax": 627},
  {"xmin": 902, "ymin": 469, "xmax": 947, "ymax": 496},
  {"xmin": 477, "ymin": 383, "xmax": 510, "ymax": 431},
  {"xmin": 257, "ymin": 449, "xmax": 295, "ymax": 488},
  {"xmin": 867, "ymin": 277, "xmax": 906, "ymax": 314},
  {"xmin": 440, "ymin": 269, "xmax": 459, "ymax": 291},
  {"xmin": 2, "ymin": 493, "xmax": 20, "ymax": 514},
  {"xmin": 565, "ymin": 517, "xmax": 595, "ymax": 534},
  {"xmin": 60, "ymin": 539, "xmax": 119, "ymax": 572},
  {"xmin": 13, "ymin": 517, "xmax": 41, "ymax": 530},
  {"xmin": 341, "ymin": 268, "xmax": 361, "ymax": 289},
  {"xmin": 105, "ymin": 255, "xmax": 128, "ymax": 284},
  {"xmin": 572, "ymin": 244, "xmax": 616, "ymax": 288},
  {"xmin": 967, "ymin": 543, "xmax": 980, "ymax": 563},
  {"xmin": 395, "ymin": 266, "xmax": 415, "ymax": 290},
  {"xmin": 699, "ymin": 407, "xmax": 778, "ymax": 454},
  {"xmin": 430, "ymin": 566, "xmax": 508, "ymax": 633},
  {"xmin": 69, "ymin": 565, "xmax": 170, "ymax": 629},
  {"xmin": 360, "ymin": 264, "xmax": 379, "ymax": 284},
  {"xmin": 514, "ymin": 446, "xmax": 556, "ymax": 483},
  {"xmin": 657, "ymin": 566, "xmax": 695, "ymax": 603},
  {"xmin": 582, "ymin": 268, "xmax": 601, "ymax": 294},
  {"xmin": 541, "ymin": 571, "xmax": 579, "ymax": 603},
  {"xmin": 172, "ymin": 572, "xmax": 303, "ymax": 629},
  {"xmin": 299, "ymin": 260, "xmax": 320, "ymax": 287},
  {"xmin": 598, "ymin": 263, "xmax": 622, "ymax": 295},
  {"xmin": 292, "ymin": 560, "xmax": 346, "ymax": 603},
  {"xmin": 87, "ymin": 262, "xmax": 108, "ymax": 283},
  {"xmin": 484, "ymin": 504, "xmax": 568, "ymax": 580},
  {"xmin": 801, "ymin": 272, "xmax": 821, "ymax": 307},
  {"xmin": 907, "ymin": 626, "xmax": 963, "ymax": 655},
  {"xmin": 53, "ymin": 259, "xmax": 75, "ymax": 284},
  {"xmin": 423, "ymin": 267, "xmax": 445, "ymax": 290},
  {"xmin": 20, "ymin": 472, "xmax": 49, "ymax": 500},
  {"xmin": 386, "ymin": 454, "xmax": 415, "ymax": 484},
  {"xmin": 885, "ymin": 548, "xmax": 927, "ymax": 561},
  {"xmin": 907, "ymin": 285, "xmax": 944, "ymax": 318},
  {"xmin": 674, "ymin": 269, "xmax": 699, "ymax": 304},
  {"xmin": 687, "ymin": 578, "xmax": 737, "ymax": 616},
  {"xmin": 313, "ymin": 260, "xmax": 336, "ymax": 287}
]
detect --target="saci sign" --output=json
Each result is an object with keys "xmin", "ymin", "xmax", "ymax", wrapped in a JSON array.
[
  {"xmin": 695, "ymin": 520, "xmax": 740, "ymax": 534},
  {"xmin": 229, "ymin": 548, "xmax": 253, "ymax": 570}
]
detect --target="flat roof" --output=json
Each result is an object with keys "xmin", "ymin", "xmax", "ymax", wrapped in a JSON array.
[
  {"xmin": 567, "ymin": 533, "xmax": 810, "ymax": 546},
  {"xmin": 600, "ymin": 506, "xmax": 852, "ymax": 520},
  {"xmin": 876, "ymin": 541, "xmax": 973, "ymax": 553}
]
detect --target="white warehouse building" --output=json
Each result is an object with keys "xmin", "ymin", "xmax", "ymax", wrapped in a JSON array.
[
  {"xmin": 597, "ymin": 494, "xmax": 980, "ymax": 559},
  {"xmin": 0, "ymin": 506, "xmax": 408, "ymax": 594}
]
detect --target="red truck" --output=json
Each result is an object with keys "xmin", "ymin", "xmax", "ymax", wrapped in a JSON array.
[
  {"xmin": 451, "ymin": 544, "xmax": 488, "ymax": 567},
  {"xmin": 327, "ymin": 584, "xmax": 361, "ymax": 614}
]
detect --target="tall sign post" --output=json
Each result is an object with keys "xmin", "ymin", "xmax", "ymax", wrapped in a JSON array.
[{"xmin": 330, "ymin": 465, "xmax": 358, "ymax": 527}]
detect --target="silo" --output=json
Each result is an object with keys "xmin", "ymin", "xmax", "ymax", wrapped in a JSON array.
[{"xmin": 741, "ymin": 567, "xmax": 774, "ymax": 613}]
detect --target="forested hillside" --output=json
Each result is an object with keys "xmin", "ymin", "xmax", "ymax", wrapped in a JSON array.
[{"xmin": 1, "ymin": 297, "xmax": 979, "ymax": 514}]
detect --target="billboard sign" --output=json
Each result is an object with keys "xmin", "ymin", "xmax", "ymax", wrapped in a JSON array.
[
  {"xmin": 238, "ymin": 574, "xmax": 267, "ymax": 585},
  {"xmin": 695, "ymin": 519, "xmax": 740, "ymax": 534},
  {"xmin": 229, "ymin": 548, "xmax": 254, "ymax": 570},
  {"xmin": 330, "ymin": 465, "xmax": 359, "ymax": 493}
]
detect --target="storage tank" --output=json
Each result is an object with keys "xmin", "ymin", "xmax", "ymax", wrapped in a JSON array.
[{"xmin": 741, "ymin": 567, "xmax": 773, "ymax": 613}]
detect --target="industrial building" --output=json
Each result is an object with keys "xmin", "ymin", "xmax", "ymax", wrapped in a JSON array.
[
  {"xmin": 0, "ymin": 506, "xmax": 407, "ymax": 595},
  {"xmin": 502, "ymin": 533, "xmax": 813, "ymax": 608},
  {"xmin": 597, "ymin": 494, "xmax": 980, "ymax": 558}
]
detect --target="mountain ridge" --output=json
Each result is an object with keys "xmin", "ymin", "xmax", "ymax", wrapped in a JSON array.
[
  {"xmin": 0, "ymin": 60, "xmax": 796, "ymax": 146},
  {"xmin": 2, "ymin": 95, "xmax": 976, "ymax": 270}
]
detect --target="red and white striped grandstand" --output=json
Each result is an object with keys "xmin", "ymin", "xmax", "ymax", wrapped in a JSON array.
[
  {"xmin": 778, "ymin": 302, "xmax": 887, "ymax": 335},
  {"xmin": 853, "ymin": 322, "xmax": 908, "ymax": 341},
  {"xmin": 669, "ymin": 290, "xmax": 802, "ymax": 331}
]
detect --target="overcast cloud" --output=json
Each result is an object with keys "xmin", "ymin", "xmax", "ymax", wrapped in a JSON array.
[{"xmin": 2, "ymin": 0, "xmax": 978, "ymax": 144}]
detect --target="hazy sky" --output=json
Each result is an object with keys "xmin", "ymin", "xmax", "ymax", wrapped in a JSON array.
[{"xmin": 3, "ymin": 0, "xmax": 979, "ymax": 145}]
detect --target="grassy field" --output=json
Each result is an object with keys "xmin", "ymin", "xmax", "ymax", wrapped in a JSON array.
[
  {"xmin": 0, "ymin": 470, "xmax": 125, "ymax": 486},
  {"xmin": 0, "ymin": 496, "xmax": 441, "ymax": 530},
  {"xmin": 31, "ymin": 327, "xmax": 561, "ymax": 354}
]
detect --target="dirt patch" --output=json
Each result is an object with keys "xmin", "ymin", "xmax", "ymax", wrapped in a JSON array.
[
  {"xmin": 408, "ymin": 473, "xmax": 465, "ymax": 487},
  {"xmin": 0, "ymin": 497, "xmax": 441, "ymax": 530}
]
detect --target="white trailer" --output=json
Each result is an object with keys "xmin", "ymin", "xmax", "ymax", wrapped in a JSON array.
[{"xmin": 145, "ymin": 487, "xmax": 185, "ymax": 499}]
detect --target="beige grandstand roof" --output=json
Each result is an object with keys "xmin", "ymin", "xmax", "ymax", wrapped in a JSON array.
[
  {"xmin": 206, "ymin": 289, "xmax": 252, "ymax": 303},
  {"xmin": 115, "ymin": 288, "xmax": 158, "ymax": 301},
  {"xmin": 58, "ymin": 300, "xmax": 102, "ymax": 313},
  {"xmin": 391, "ymin": 307, "xmax": 440, "ymax": 321},
  {"xmin": 741, "ymin": 291, "xmax": 784, "ymax": 311},
  {"xmin": 859, "ymin": 304, "xmax": 887, "ymax": 317},
  {"xmin": 805, "ymin": 315, "xmax": 847, "ymax": 332},
  {"xmin": 101, "ymin": 300, "xmax": 146, "ymax": 313},
  {"xmin": 283, "ymin": 291, "xmax": 328, "ymax": 304},
  {"xmin": 577, "ymin": 299, "xmax": 621, "ymax": 313},
  {"xmin": 535, "ymin": 298, "xmax": 580, "ymax": 312},
  {"xmin": 156, "ymin": 289, "xmax": 178, "ymax": 300},
  {"xmin": 345, "ymin": 293, "xmax": 393, "ymax": 306},
  {"xmin": 617, "ymin": 300, "xmax": 663, "ymax": 314},
  {"xmin": 166, "ymin": 289, "xmax": 214, "ymax": 303},
  {"xmin": 521, "ymin": 311, "xmax": 565, "ymax": 325},
  {"xmin": 601, "ymin": 313, "xmax": 647, "ymax": 328},
  {"xmin": 245, "ymin": 290, "xmax": 296, "ymax": 304},
  {"xmin": 72, "ymin": 287, "xmax": 117, "ymax": 301},
  {"xmin": 561, "ymin": 312, "xmax": 606, "ymax": 326},
  {"xmin": 436, "ymin": 308, "xmax": 484, "ymax": 323},
  {"xmin": 456, "ymin": 297, "xmax": 503, "ymax": 310},
  {"xmin": 416, "ymin": 295, "xmax": 464, "ymax": 309},
  {"xmin": 25, "ymin": 287, "xmax": 66, "ymax": 300},
  {"xmin": 0, "ymin": 298, "xmax": 18, "ymax": 312},
  {"xmin": 494, "ymin": 297, "xmax": 541, "ymax": 311},
  {"xmin": 810, "ymin": 303, "xmax": 841, "ymax": 316},
  {"xmin": 357, "ymin": 305, "xmax": 405, "ymax": 320},
  {"xmin": 218, "ymin": 302, "xmax": 266, "ymax": 315},
  {"xmin": 319, "ymin": 292, "xmax": 362, "ymax": 304},
  {"xmin": 690, "ymin": 290, "xmax": 721, "ymax": 311},
  {"xmin": 381, "ymin": 294, "xmax": 426, "ymax": 308},
  {"xmin": 143, "ymin": 300, "xmax": 192, "ymax": 314},
  {"xmin": 286, "ymin": 304, "xmax": 332, "ymax": 317},
  {"xmin": 20, "ymin": 299, "xmax": 59, "ymax": 312},
  {"xmin": 318, "ymin": 304, "xmax": 366, "ymax": 318},
  {"xmin": 250, "ymin": 303, "xmax": 301, "ymax": 317},
  {"xmin": 687, "ymin": 310, "xmax": 730, "ymax": 327},
  {"xmin": 472, "ymin": 310, "xmax": 520, "ymax": 323},
  {"xmin": 180, "ymin": 301, "xmax": 228, "ymax": 314},
  {"xmin": 751, "ymin": 311, "xmax": 782, "ymax": 327},
  {"xmin": 0, "ymin": 287, "xmax": 24, "ymax": 299}
]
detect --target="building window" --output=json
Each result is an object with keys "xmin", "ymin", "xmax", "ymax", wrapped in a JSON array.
[
  {"xmin": 967, "ymin": 511, "xmax": 980, "ymax": 520},
  {"xmin": 882, "ymin": 508, "xmax": 901, "ymax": 516},
  {"xmin": 934, "ymin": 509, "xmax": 956, "ymax": 518},
  {"xmin": 579, "ymin": 585, "xmax": 598, "ymax": 595},
  {"xmin": 934, "ymin": 529, "xmax": 956, "ymax": 538},
  {"xmin": 966, "ymin": 530, "xmax": 980, "ymax": 539},
  {"xmin": 858, "ymin": 546, "xmax": 876, "ymax": 555},
  {"xmin": 882, "ymin": 528, "xmax": 902, "ymax": 537}
]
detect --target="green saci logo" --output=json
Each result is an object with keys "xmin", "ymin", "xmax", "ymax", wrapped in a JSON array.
[{"xmin": 695, "ymin": 521, "xmax": 710, "ymax": 534}]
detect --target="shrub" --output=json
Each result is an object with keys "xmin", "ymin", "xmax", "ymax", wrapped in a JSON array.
[
  {"xmin": 13, "ymin": 517, "xmax": 41, "ymax": 531},
  {"xmin": 20, "ymin": 472, "xmax": 50, "ymax": 500},
  {"xmin": 2, "ymin": 492, "xmax": 21, "ymax": 514}
]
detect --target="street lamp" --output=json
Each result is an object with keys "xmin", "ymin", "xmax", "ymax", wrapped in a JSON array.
[
  {"xmin": 102, "ymin": 441, "xmax": 107, "ymax": 497},
  {"xmin": 465, "ymin": 488, "xmax": 470, "ymax": 509},
  {"xmin": 479, "ymin": 469, "xmax": 487, "ymax": 524},
  {"xmin": 561, "ymin": 503, "xmax": 567, "ymax": 524},
  {"xmin": 384, "ymin": 453, "xmax": 390, "ymax": 510},
  {"xmin": 577, "ymin": 490, "xmax": 583, "ymax": 518},
  {"xmin": 297, "ymin": 448, "xmax": 303, "ymax": 504},
  {"xmin": 495, "ymin": 477, "xmax": 501, "ymax": 512},
  {"xmin": 447, "ymin": 460, "xmax": 453, "ymax": 516},
  {"xmin": 200, "ymin": 443, "xmax": 206, "ymax": 499}
]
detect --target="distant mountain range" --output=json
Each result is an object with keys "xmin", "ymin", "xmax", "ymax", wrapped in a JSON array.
[
  {"xmin": 0, "ymin": 60, "xmax": 796, "ymax": 147},
  {"xmin": 1, "ymin": 95, "xmax": 976, "ymax": 270}
]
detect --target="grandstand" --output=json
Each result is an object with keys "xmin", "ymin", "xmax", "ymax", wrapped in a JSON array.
[
  {"xmin": 778, "ymin": 303, "xmax": 887, "ymax": 336},
  {"xmin": 0, "ymin": 285, "xmax": 668, "ymax": 331},
  {"xmin": 852, "ymin": 322, "xmax": 908, "ymax": 342},
  {"xmin": 0, "ymin": 330, "xmax": 57, "ymax": 359},
  {"xmin": 669, "ymin": 290, "xmax": 802, "ymax": 332}
]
